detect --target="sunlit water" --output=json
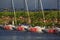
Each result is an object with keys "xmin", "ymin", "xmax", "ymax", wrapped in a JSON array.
[{"xmin": 0, "ymin": 30, "xmax": 60, "ymax": 40}]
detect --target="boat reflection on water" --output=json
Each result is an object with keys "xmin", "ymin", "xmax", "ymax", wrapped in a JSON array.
[
  {"xmin": 0, "ymin": 25, "xmax": 60, "ymax": 40},
  {"xmin": 0, "ymin": 30, "xmax": 60, "ymax": 40}
]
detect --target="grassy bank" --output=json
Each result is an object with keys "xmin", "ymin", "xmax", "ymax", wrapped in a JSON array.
[{"xmin": 0, "ymin": 10, "xmax": 60, "ymax": 26}]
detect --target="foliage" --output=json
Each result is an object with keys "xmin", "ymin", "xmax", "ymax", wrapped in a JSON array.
[{"xmin": 0, "ymin": 10, "xmax": 60, "ymax": 26}]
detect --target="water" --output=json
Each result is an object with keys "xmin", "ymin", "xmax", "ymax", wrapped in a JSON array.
[{"xmin": 0, "ymin": 30, "xmax": 60, "ymax": 40}]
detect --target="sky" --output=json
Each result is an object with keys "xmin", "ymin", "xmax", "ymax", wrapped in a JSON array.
[{"xmin": 0, "ymin": 0, "xmax": 60, "ymax": 10}]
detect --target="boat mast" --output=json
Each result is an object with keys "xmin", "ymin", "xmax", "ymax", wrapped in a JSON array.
[
  {"xmin": 11, "ymin": 0, "xmax": 17, "ymax": 25},
  {"xmin": 38, "ymin": 0, "xmax": 40, "ymax": 11},
  {"xmin": 35, "ymin": 0, "xmax": 37, "ymax": 11},
  {"xmin": 40, "ymin": 0, "xmax": 45, "ymax": 26},
  {"xmin": 25, "ymin": 0, "xmax": 31, "ymax": 24},
  {"xmin": 57, "ymin": 0, "xmax": 59, "ymax": 24},
  {"xmin": 24, "ymin": 0, "xmax": 25, "ymax": 13}
]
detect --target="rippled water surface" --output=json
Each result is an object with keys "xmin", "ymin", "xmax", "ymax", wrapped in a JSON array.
[{"xmin": 0, "ymin": 30, "xmax": 60, "ymax": 40}]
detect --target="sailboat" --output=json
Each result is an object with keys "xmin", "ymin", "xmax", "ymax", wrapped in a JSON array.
[
  {"xmin": 42, "ymin": 0, "xmax": 59, "ymax": 33},
  {"xmin": 28, "ymin": 0, "xmax": 46, "ymax": 33},
  {"xmin": 0, "ymin": 0, "xmax": 59, "ymax": 34},
  {"xmin": 0, "ymin": 0, "xmax": 16, "ymax": 31},
  {"xmin": 2, "ymin": 0, "xmax": 16, "ymax": 30},
  {"xmin": 54, "ymin": 0, "xmax": 60, "ymax": 33},
  {"xmin": 0, "ymin": 0, "xmax": 47, "ymax": 33}
]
